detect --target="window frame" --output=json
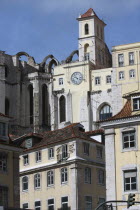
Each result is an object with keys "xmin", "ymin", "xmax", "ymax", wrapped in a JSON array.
[
  {"xmin": 59, "ymin": 78, "xmax": 63, "ymax": 85},
  {"xmin": 23, "ymin": 154, "xmax": 29, "ymax": 166},
  {"xmin": 36, "ymin": 151, "xmax": 41, "ymax": 163},
  {"xmin": 96, "ymin": 146, "xmax": 103, "ymax": 159},
  {"xmin": 106, "ymin": 75, "xmax": 111, "ymax": 84},
  {"xmin": 85, "ymin": 167, "xmax": 91, "ymax": 184},
  {"xmin": 85, "ymin": 196, "xmax": 92, "ymax": 210},
  {"xmin": 48, "ymin": 147, "xmax": 54, "ymax": 160},
  {"xmin": 118, "ymin": 54, "xmax": 124, "ymax": 67},
  {"xmin": 83, "ymin": 142, "xmax": 90, "ymax": 156},
  {"xmin": 22, "ymin": 203, "xmax": 29, "ymax": 209},
  {"xmin": 0, "ymin": 122, "xmax": 6, "ymax": 137},
  {"xmin": 34, "ymin": 173, "xmax": 41, "ymax": 189},
  {"xmin": 129, "ymin": 52, "xmax": 134, "ymax": 65},
  {"xmin": 47, "ymin": 198, "xmax": 55, "ymax": 210},
  {"xmin": 129, "ymin": 69, "xmax": 135, "ymax": 78},
  {"xmin": 119, "ymin": 71, "xmax": 125, "ymax": 80},
  {"xmin": 133, "ymin": 97, "xmax": 140, "ymax": 111},
  {"xmin": 122, "ymin": 130, "xmax": 136, "ymax": 150},
  {"xmin": 35, "ymin": 200, "xmax": 41, "ymax": 210},
  {"xmin": 123, "ymin": 170, "xmax": 137, "ymax": 192},
  {"xmin": 22, "ymin": 176, "xmax": 28, "ymax": 192},
  {"xmin": 98, "ymin": 169, "xmax": 105, "ymax": 185},
  {"xmin": 47, "ymin": 170, "xmax": 54, "ymax": 187},
  {"xmin": 95, "ymin": 77, "xmax": 101, "ymax": 85},
  {"xmin": 61, "ymin": 167, "xmax": 68, "ymax": 184},
  {"xmin": 61, "ymin": 196, "xmax": 68, "ymax": 209},
  {"xmin": 0, "ymin": 152, "xmax": 7, "ymax": 172}
]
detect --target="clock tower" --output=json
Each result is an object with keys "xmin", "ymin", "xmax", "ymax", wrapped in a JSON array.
[{"xmin": 77, "ymin": 8, "xmax": 111, "ymax": 68}]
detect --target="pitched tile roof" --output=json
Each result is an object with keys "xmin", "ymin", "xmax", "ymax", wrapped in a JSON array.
[
  {"xmin": 85, "ymin": 129, "xmax": 104, "ymax": 135},
  {"xmin": 14, "ymin": 123, "xmax": 102, "ymax": 151},
  {"xmin": 81, "ymin": 8, "xmax": 95, "ymax": 18}
]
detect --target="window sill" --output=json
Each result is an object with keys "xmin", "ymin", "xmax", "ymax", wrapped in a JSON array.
[
  {"xmin": 22, "ymin": 190, "xmax": 28, "ymax": 193},
  {"xmin": 123, "ymin": 190, "xmax": 137, "ymax": 195},
  {"xmin": 34, "ymin": 187, "xmax": 41, "ymax": 190},
  {"xmin": 61, "ymin": 182, "xmax": 68, "ymax": 186},
  {"xmin": 47, "ymin": 185, "xmax": 55, "ymax": 189},
  {"xmin": 36, "ymin": 160, "xmax": 41, "ymax": 163},
  {"xmin": 122, "ymin": 147, "xmax": 137, "ymax": 152}
]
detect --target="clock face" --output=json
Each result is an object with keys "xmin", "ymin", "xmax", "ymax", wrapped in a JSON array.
[{"xmin": 71, "ymin": 72, "xmax": 83, "ymax": 85}]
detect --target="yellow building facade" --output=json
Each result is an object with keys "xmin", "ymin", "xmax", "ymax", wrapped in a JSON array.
[{"xmin": 16, "ymin": 123, "xmax": 105, "ymax": 210}]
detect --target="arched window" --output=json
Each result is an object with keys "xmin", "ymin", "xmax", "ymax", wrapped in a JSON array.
[
  {"xmin": 22, "ymin": 176, "xmax": 28, "ymax": 191},
  {"xmin": 42, "ymin": 84, "xmax": 49, "ymax": 126},
  {"xmin": 28, "ymin": 85, "xmax": 33, "ymax": 125},
  {"xmin": 47, "ymin": 171, "xmax": 54, "ymax": 186},
  {"xmin": 61, "ymin": 168, "xmax": 68, "ymax": 183},
  {"xmin": 99, "ymin": 105, "xmax": 112, "ymax": 120},
  {"xmin": 59, "ymin": 96, "xmax": 66, "ymax": 123},
  {"xmin": 5, "ymin": 98, "xmax": 10, "ymax": 116},
  {"xmin": 85, "ymin": 24, "xmax": 89, "ymax": 35},
  {"xmin": 34, "ymin": 173, "xmax": 41, "ymax": 189},
  {"xmin": 84, "ymin": 44, "xmax": 90, "ymax": 61}
]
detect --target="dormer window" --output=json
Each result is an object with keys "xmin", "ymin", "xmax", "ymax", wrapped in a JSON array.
[
  {"xmin": 25, "ymin": 138, "xmax": 32, "ymax": 148},
  {"xmin": 85, "ymin": 24, "xmax": 89, "ymax": 35},
  {"xmin": 133, "ymin": 98, "xmax": 140, "ymax": 111}
]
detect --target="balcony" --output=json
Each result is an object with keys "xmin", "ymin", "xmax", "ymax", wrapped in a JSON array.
[{"xmin": 57, "ymin": 153, "xmax": 70, "ymax": 163}]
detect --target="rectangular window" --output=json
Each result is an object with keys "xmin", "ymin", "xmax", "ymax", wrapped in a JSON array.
[
  {"xmin": 48, "ymin": 148, "xmax": 54, "ymax": 159},
  {"xmin": 48, "ymin": 198, "xmax": 54, "ymax": 210},
  {"xmin": 25, "ymin": 138, "xmax": 32, "ymax": 148},
  {"xmin": 98, "ymin": 169, "xmax": 105, "ymax": 185},
  {"xmin": 0, "ymin": 123, "xmax": 6, "ymax": 136},
  {"xmin": 61, "ymin": 168, "xmax": 68, "ymax": 184},
  {"xmin": 129, "ymin": 69, "xmax": 135, "ymax": 78},
  {"xmin": 23, "ymin": 203, "xmax": 28, "ymax": 209},
  {"xmin": 85, "ymin": 168, "xmax": 91, "ymax": 184},
  {"xmin": 119, "ymin": 71, "xmax": 124, "ymax": 80},
  {"xmin": 97, "ymin": 147, "xmax": 103, "ymax": 159},
  {"xmin": 47, "ymin": 171, "xmax": 54, "ymax": 186},
  {"xmin": 133, "ymin": 98, "xmax": 140, "ymax": 110},
  {"xmin": 0, "ymin": 186, "xmax": 8, "ymax": 207},
  {"xmin": 83, "ymin": 142, "xmax": 89, "ymax": 156},
  {"xmin": 62, "ymin": 144, "xmax": 68, "ymax": 159},
  {"xmin": 122, "ymin": 131, "xmax": 135, "ymax": 149},
  {"xmin": 124, "ymin": 170, "xmax": 137, "ymax": 191},
  {"xmin": 0, "ymin": 152, "xmax": 7, "ymax": 172},
  {"xmin": 85, "ymin": 196, "xmax": 92, "ymax": 210},
  {"xmin": 59, "ymin": 78, "xmax": 63, "ymax": 85},
  {"xmin": 23, "ymin": 155, "xmax": 29, "ymax": 166},
  {"xmin": 106, "ymin": 75, "xmax": 111, "ymax": 84},
  {"xmin": 129, "ymin": 52, "xmax": 134, "ymax": 65},
  {"xmin": 35, "ymin": 201, "xmax": 41, "ymax": 210},
  {"xmin": 36, "ymin": 151, "xmax": 41, "ymax": 162},
  {"xmin": 95, "ymin": 77, "xmax": 100, "ymax": 85},
  {"xmin": 61, "ymin": 196, "xmax": 68, "ymax": 209},
  {"xmin": 118, "ymin": 54, "xmax": 124, "ymax": 67}
]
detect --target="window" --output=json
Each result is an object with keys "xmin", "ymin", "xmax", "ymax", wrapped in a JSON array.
[
  {"xmin": 95, "ymin": 77, "xmax": 100, "ymax": 85},
  {"xmin": 106, "ymin": 75, "xmax": 111, "ymax": 84},
  {"xmin": 85, "ymin": 167, "xmax": 91, "ymax": 184},
  {"xmin": 97, "ymin": 147, "xmax": 103, "ymax": 159},
  {"xmin": 62, "ymin": 144, "xmax": 68, "ymax": 159},
  {"xmin": 48, "ymin": 198, "xmax": 54, "ymax": 210},
  {"xmin": 47, "ymin": 171, "xmax": 54, "ymax": 186},
  {"xmin": 61, "ymin": 196, "xmax": 68, "ymax": 209},
  {"xmin": 48, "ymin": 148, "xmax": 54, "ymax": 159},
  {"xmin": 85, "ymin": 196, "xmax": 92, "ymax": 210},
  {"xmin": 35, "ymin": 201, "xmax": 41, "ymax": 210},
  {"xmin": 85, "ymin": 24, "xmax": 89, "ymax": 35},
  {"xmin": 129, "ymin": 52, "xmax": 134, "ymax": 65},
  {"xmin": 0, "ymin": 152, "xmax": 7, "ymax": 172},
  {"xmin": 36, "ymin": 151, "xmax": 41, "ymax": 162},
  {"xmin": 59, "ymin": 95, "xmax": 66, "ymax": 123},
  {"xmin": 129, "ymin": 69, "xmax": 135, "ymax": 78},
  {"xmin": 0, "ymin": 186, "xmax": 8, "ymax": 207},
  {"xmin": 61, "ymin": 168, "xmax": 68, "ymax": 184},
  {"xmin": 124, "ymin": 170, "xmax": 137, "ymax": 191},
  {"xmin": 133, "ymin": 98, "xmax": 140, "ymax": 110},
  {"xmin": 119, "ymin": 71, "xmax": 124, "ymax": 80},
  {"xmin": 34, "ymin": 173, "xmax": 41, "ymax": 189},
  {"xmin": 0, "ymin": 123, "xmax": 6, "ymax": 136},
  {"xmin": 122, "ymin": 131, "xmax": 135, "ymax": 149},
  {"xmin": 22, "ymin": 176, "xmax": 28, "ymax": 191},
  {"xmin": 23, "ymin": 203, "xmax": 28, "ymax": 209},
  {"xmin": 59, "ymin": 78, "xmax": 63, "ymax": 85},
  {"xmin": 84, "ymin": 53, "xmax": 90, "ymax": 61},
  {"xmin": 83, "ymin": 142, "xmax": 89, "ymax": 156},
  {"xmin": 25, "ymin": 138, "xmax": 32, "ymax": 148},
  {"xmin": 98, "ymin": 170, "xmax": 105, "ymax": 185},
  {"xmin": 118, "ymin": 54, "xmax": 124, "ymax": 67},
  {"xmin": 99, "ymin": 105, "xmax": 112, "ymax": 121},
  {"xmin": 23, "ymin": 155, "xmax": 29, "ymax": 165},
  {"xmin": 84, "ymin": 44, "xmax": 90, "ymax": 61}
]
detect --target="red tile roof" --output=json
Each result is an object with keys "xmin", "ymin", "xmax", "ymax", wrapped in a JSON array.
[
  {"xmin": 0, "ymin": 112, "xmax": 9, "ymax": 118},
  {"xmin": 85, "ymin": 129, "xmax": 104, "ymax": 135},
  {"xmin": 81, "ymin": 8, "xmax": 95, "ymax": 18}
]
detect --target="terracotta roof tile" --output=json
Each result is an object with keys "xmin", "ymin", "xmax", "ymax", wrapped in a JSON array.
[
  {"xmin": 85, "ymin": 129, "xmax": 104, "ymax": 135},
  {"xmin": 81, "ymin": 8, "xmax": 95, "ymax": 18}
]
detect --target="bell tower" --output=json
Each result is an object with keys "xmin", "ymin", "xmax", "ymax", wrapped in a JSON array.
[{"xmin": 77, "ymin": 8, "xmax": 107, "ymax": 67}]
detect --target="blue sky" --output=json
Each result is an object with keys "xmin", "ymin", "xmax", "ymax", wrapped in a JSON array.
[{"xmin": 0, "ymin": 0, "xmax": 140, "ymax": 63}]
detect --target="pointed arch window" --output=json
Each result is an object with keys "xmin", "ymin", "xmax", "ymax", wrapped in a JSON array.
[
  {"xmin": 59, "ymin": 96, "xmax": 66, "ymax": 123},
  {"xmin": 28, "ymin": 85, "xmax": 33, "ymax": 125},
  {"xmin": 42, "ymin": 84, "xmax": 49, "ymax": 126},
  {"xmin": 85, "ymin": 24, "xmax": 89, "ymax": 35},
  {"xmin": 99, "ymin": 105, "xmax": 112, "ymax": 120}
]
